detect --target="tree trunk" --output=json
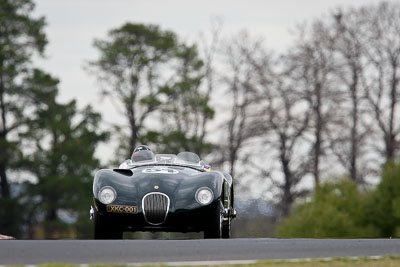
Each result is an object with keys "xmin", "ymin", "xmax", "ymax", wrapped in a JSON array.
[
  {"xmin": 386, "ymin": 60, "xmax": 398, "ymax": 160},
  {"xmin": 280, "ymin": 141, "xmax": 293, "ymax": 217},
  {"xmin": 350, "ymin": 68, "xmax": 359, "ymax": 182},
  {"xmin": 127, "ymin": 102, "xmax": 138, "ymax": 157},
  {"xmin": 0, "ymin": 71, "xmax": 10, "ymax": 197},
  {"xmin": 0, "ymin": 162, "xmax": 10, "ymax": 198},
  {"xmin": 129, "ymin": 122, "xmax": 138, "ymax": 153},
  {"xmin": 313, "ymin": 81, "xmax": 322, "ymax": 187}
]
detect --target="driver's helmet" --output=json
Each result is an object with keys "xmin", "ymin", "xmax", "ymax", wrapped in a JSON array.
[{"xmin": 131, "ymin": 145, "xmax": 155, "ymax": 162}]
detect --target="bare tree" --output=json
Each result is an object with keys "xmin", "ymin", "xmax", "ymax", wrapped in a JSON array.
[
  {"xmin": 219, "ymin": 32, "xmax": 266, "ymax": 179},
  {"xmin": 199, "ymin": 18, "xmax": 223, "ymax": 142},
  {"xmin": 327, "ymin": 9, "xmax": 377, "ymax": 183},
  {"xmin": 361, "ymin": 2, "xmax": 400, "ymax": 161},
  {"xmin": 287, "ymin": 7, "xmax": 386, "ymax": 185},
  {"xmin": 220, "ymin": 32, "xmax": 312, "ymax": 216},
  {"xmin": 252, "ymin": 55, "xmax": 311, "ymax": 217},
  {"xmin": 285, "ymin": 21, "xmax": 339, "ymax": 187}
]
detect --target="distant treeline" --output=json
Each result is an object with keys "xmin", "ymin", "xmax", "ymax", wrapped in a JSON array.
[{"xmin": 0, "ymin": 0, "xmax": 400, "ymax": 238}]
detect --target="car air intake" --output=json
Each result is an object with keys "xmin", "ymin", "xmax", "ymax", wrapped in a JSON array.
[{"xmin": 142, "ymin": 192, "xmax": 170, "ymax": 225}]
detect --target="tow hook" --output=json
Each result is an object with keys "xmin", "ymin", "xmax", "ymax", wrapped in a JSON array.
[{"xmin": 224, "ymin": 208, "xmax": 229, "ymax": 216}]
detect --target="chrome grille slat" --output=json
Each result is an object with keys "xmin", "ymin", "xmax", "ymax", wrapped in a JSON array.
[{"xmin": 142, "ymin": 192, "xmax": 170, "ymax": 225}]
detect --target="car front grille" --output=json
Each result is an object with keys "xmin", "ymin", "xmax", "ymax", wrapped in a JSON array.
[{"xmin": 142, "ymin": 192, "xmax": 170, "ymax": 225}]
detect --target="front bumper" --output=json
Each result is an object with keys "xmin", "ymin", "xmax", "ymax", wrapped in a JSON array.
[{"xmin": 93, "ymin": 199, "xmax": 220, "ymax": 232}]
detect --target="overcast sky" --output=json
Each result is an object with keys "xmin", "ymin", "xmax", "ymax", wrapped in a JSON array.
[
  {"xmin": 32, "ymin": 0, "xmax": 380, "ymax": 166},
  {"xmin": 33, "ymin": 0, "xmax": 378, "ymax": 114}
]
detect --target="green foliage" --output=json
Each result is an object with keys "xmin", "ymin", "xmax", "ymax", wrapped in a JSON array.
[
  {"xmin": 91, "ymin": 23, "xmax": 177, "ymax": 87},
  {"xmin": 0, "ymin": 0, "xmax": 48, "ymax": 236},
  {"xmin": 276, "ymin": 161, "xmax": 400, "ymax": 238},
  {"xmin": 0, "ymin": 0, "xmax": 47, "ymax": 66},
  {"xmin": 147, "ymin": 44, "xmax": 214, "ymax": 157},
  {"xmin": 90, "ymin": 23, "xmax": 214, "ymax": 159},
  {"xmin": 367, "ymin": 161, "xmax": 400, "ymax": 237},
  {"xmin": 277, "ymin": 179, "xmax": 375, "ymax": 238},
  {"xmin": 0, "ymin": 0, "xmax": 47, "ymax": 197},
  {"xmin": 89, "ymin": 23, "xmax": 178, "ymax": 152},
  {"xmin": 19, "ymin": 69, "xmax": 108, "ymax": 238},
  {"xmin": 0, "ymin": 197, "xmax": 24, "ymax": 238}
]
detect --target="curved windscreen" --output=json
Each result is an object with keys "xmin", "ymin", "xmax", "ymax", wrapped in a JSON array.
[
  {"xmin": 176, "ymin": 152, "xmax": 201, "ymax": 165},
  {"xmin": 155, "ymin": 154, "xmax": 177, "ymax": 164},
  {"xmin": 128, "ymin": 151, "xmax": 205, "ymax": 169}
]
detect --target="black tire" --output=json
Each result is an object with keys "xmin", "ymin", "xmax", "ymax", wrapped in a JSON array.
[
  {"xmin": 222, "ymin": 217, "xmax": 231, "ymax": 239},
  {"xmin": 204, "ymin": 202, "xmax": 223, "ymax": 239},
  {"xmin": 93, "ymin": 208, "xmax": 123, "ymax": 240}
]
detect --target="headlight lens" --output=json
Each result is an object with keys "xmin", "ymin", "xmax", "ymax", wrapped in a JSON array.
[
  {"xmin": 98, "ymin": 186, "xmax": 116, "ymax": 204},
  {"xmin": 196, "ymin": 187, "xmax": 214, "ymax": 205}
]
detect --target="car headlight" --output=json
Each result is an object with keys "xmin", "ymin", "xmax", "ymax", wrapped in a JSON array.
[
  {"xmin": 98, "ymin": 186, "xmax": 116, "ymax": 204},
  {"xmin": 195, "ymin": 187, "xmax": 214, "ymax": 205}
]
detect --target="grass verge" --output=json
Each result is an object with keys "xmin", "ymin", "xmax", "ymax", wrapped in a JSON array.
[{"xmin": 8, "ymin": 255, "xmax": 400, "ymax": 267}]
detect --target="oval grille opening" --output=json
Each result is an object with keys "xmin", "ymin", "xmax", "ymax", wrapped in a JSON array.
[{"xmin": 142, "ymin": 193, "xmax": 170, "ymax": 225}]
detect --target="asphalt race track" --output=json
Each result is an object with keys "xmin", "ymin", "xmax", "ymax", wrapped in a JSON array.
[{"xmin": 1, "ymin": 238, "xmax": 400, "ymax": 265}]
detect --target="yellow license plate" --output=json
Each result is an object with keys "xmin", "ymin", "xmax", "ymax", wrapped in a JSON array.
[{"xmin": 107, "ymin": 205, "xmax": 138, "ymax": 214}]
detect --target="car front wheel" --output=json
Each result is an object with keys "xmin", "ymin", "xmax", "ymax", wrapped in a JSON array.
[
  {"xmin": 222, "ymin": 217, "xmax": 231, "ymax": 238},
  {"xmin": 204, "ymin": 202, "xmax": 223, "ymax": 239}
]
